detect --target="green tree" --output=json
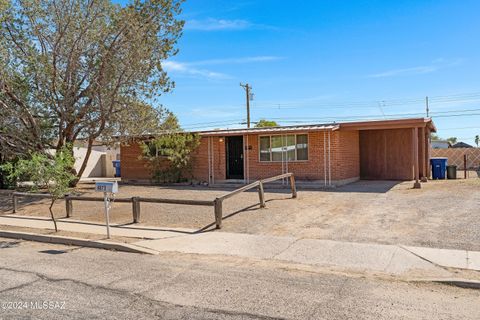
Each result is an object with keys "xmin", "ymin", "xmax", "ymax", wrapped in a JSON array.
[
  {"xmin": 431, "ymin": 134, "xmax": 458, "ymax": 145},
  {"xmin": 107, "ymin": 101, "xmax": 180, "ymax": 140},
  {"xmin": 1, "ymin": 147, "xmax": 76, "ymax": 231},
  {"xmin": 140, "ymin": 133, "xmax": 200, "ymax": 183},
  {"xmin": 475, "ymin": 135, "xmax": 479, "ymax": 147},
  {"xmin": 0, "ymin": 0, "xmax": 184, "ymax": 183},
  {"xmin": 255, "ymin": 119, "xmax": 279, "ymax": 128},
  {"xmin": 446, "ymin": 137, "xmax": 458, "ymax": 144}
]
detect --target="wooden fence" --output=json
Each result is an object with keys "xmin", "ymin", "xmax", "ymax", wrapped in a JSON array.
[{"xmin": 11, "ymin": 173, "xmax": 297, "ymax": 229}]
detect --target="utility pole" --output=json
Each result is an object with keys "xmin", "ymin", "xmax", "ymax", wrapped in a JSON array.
[
  {"xmin": 240, "ymin": 83, "xmax": 253, "ymax": 128},
  {"xmin": 425, "ymin": 96, "xmax": 429, "ymax": 117}
]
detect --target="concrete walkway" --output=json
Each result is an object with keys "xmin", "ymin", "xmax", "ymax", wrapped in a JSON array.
[
  {"xmin": 0, "ymin": 215, "xmax": 194, "ymax": 239},
  {"xmin": 1, "ymin": 215, "xmax": 480, "ymax": 278}
]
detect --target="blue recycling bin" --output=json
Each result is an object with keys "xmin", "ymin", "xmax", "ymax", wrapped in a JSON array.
[
  {"xmin": 112, "ymin": 160, "xmax": 121, "ymax": 177},
  {"xmin": 430, "ymin": 157, "xmax": 447, "ymax": 180}
]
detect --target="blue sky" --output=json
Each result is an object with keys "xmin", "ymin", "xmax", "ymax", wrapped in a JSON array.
[{"xmin": 128, "ymin": 1, "xmax": 480, "ymax": 144}]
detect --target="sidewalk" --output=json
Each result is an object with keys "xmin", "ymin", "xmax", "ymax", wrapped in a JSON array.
[{"xmin": 1, "ymin": 215, "xmax": 479, "ymax": 279}]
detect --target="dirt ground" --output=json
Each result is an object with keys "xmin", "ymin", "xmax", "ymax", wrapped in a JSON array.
[{"xmin": 1, "ymin": 177, "xmax": 479, "ymax": 251}]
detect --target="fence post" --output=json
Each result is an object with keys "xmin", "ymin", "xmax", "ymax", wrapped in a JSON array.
[
  {"xmin": 214, "ymin": 198, "xmax": 223, "ymax": 229},
  {"xmin": 289, "ymin": 174, "xmax": 297, "ymax": 198},
  {"xmin": 12, "ymin": 193, "xmax": 17, "ymax": 213},
  {"xmin": 258, "ymin": 181, "xmax": 266, "ymax": 208},
  {"xmin": 65, "ymin": 195, "xmax": 72, "ymax": 218},
  {"xmin": 464, "ymin": 154, "xmax": 467, "ymax": 179},
  {"xmin": 132, "ymin": 197, "xmax": 141, "ymax": 223}
]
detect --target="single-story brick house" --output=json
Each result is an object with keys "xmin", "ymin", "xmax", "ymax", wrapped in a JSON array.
[{"xmin": 121, "ymin": 117, "xmax": 436, "ymax": 187}]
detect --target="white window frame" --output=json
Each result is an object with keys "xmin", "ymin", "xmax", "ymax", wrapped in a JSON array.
[{"xmin": 258, "ymin": 133, "xmax": 309, "ymax": 162}]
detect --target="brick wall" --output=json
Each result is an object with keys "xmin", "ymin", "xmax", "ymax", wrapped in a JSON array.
[
  {"xmin": 245, "ymin": 131, "xmax": 328, "ymax": 181},
  {"xmin": 120, "ymin": 140, "xmax": 151, "ymax": 181},
  {"xmin": 190, "ymin": 136, "xmax": 226, "ymax": 182},
  {"xmin": 121, "ymin": 130, "xmax": 362, "ymax": 184},
  {"xmin": 330, "ymin": 130, "xmax": 360, "ymax": 180}
]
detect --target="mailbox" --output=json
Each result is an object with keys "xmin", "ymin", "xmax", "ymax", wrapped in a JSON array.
[{"xmin": 95, "ymin": 181, "xmax": 118, "ymax": 193}]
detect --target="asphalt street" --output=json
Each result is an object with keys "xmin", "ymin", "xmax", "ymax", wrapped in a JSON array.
[{"xmin": 0, "ymin": 239, "xmax": 479, "ymax": 320}]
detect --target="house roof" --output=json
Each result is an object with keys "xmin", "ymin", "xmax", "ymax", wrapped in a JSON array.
[
  {"xmin": 198, "ymin": 124, "xmax": 339, "ymax": 136},
  {"xmin": 197, "ymin": 117, "xmax": 436, "ymax": 136},
  {"xmin": 119, "ymin": 117, "xmax": 436, "ymax": 140},
  {"xmin": 452, "ymin": 141, "xmax": 474, "ymax": 148}
]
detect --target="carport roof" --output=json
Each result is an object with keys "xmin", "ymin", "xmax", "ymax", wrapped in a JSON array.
[
  {"xmin": 197, "ymin": 117, "xmax": 436, "ymax": 136},
  {"xmin": 338, "ymin": 117, "xmax": 436, "ymax": 132}
]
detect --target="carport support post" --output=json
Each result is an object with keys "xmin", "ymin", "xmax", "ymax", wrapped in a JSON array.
[
  {"xmin": 413, "ymin": 127, "xmax": 421, "ymax": 189},
  {"xmin": 214, "ymin": 198, "xmax": 223, "ymax": 229},
  {"xmin": 258, "ymin": 181, "xmax": 266, "ymax": 208},
  {"xmin": 132, "ymin": 197, "xmax": 141, "ymax": 223},
  {"xmin": 420, "ymin": 127, "xmax": 428, "ymax": 182}
]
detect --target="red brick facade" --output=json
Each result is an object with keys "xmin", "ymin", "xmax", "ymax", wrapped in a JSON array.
[
  {"xmin": 120, "ymin": 118, "xmax": 434, "ymax": 186},
  {"xmin": 121, "ymin": 129, "xmax": 360, "ymax": 185},
  {"xmin": 121, "ymin": 141, "xmax": 151, "ymax": 180}
]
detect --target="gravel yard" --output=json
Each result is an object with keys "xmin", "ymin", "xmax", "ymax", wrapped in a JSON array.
[{"xmin": 1, "ymin": 178, "xmax": 479, "ymax": 251}]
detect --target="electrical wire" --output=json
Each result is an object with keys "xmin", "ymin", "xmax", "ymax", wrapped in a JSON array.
[
  {"xmin": 250, "ymin": 91, "xmax": 480, "ymax": 110},
  {"xmin": 175, "ymin": 92, "xmax": 480, "ymax": 131}
]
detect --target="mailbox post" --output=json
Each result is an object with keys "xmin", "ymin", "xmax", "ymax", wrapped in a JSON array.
[{"xmin": 95, "ymin": 181, "xmax": 118, "ymax": 239}]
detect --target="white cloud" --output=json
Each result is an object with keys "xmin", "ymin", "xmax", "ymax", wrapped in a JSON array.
[
  {"xmin": 184, "ymin": 18, "xmax": 276, "ymax": 31},
  {"xmin": 185, "ymin": 18, "xmax": 252, "ymax": 31},
  {"xmin": 368, "ymin": 66, "xmax": 438, "ymax": 78},
  {"xmin": 163, "ymin": 56, "xmax": 283, "ymax": 80},
  {"xmin": 367, "ymin": 58, "xmax": 463, "ymax": 78},
  {"xmin": 190, "ymin": 56, "xmax": 283, "ymax": 66},
  {"xmin": 162, "ymin": 61, "xmax": 230, "ymax": 80}
]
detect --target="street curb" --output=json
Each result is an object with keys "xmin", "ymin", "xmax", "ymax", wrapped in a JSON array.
[
  {"xmin": 412, "ymin": 278, "xmax": 480, "ymax": 290},
  {"xmin": 433, "ymin": 280, "xmax": 480, "ymax": 290},
  {"xmin": 0, "ymin": 230, "xmax": 159, "ymax": 255}
]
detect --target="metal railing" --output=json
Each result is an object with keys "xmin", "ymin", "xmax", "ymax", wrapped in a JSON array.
[{"xmin": 10, "ymin": 173, "xmax": 297, "ymax": 229}]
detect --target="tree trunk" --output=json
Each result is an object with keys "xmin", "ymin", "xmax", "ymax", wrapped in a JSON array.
[
  {"xmin": 49, "ymin": 198, "xmax": 58, "ymax": 232},
  {"xmin": 71, "ymin": 138, "xmax": 94, "ymax": 187},
  {"xmin": 0, "ymin": 153, "xmax": 4, "ymax": 189}
]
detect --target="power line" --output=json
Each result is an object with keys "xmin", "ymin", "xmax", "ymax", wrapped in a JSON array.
[
  {"xmin": 440, "ymin": 126, "xmax": 480, "ymax": 130},
  {"xmin": 250, "ymin": 91, "xmax": 480, "ymax": 110},
  {"xmin": 252, "ymin": 109, "xmax": 480, "ymax": 124},
  {"xmin": 182, "ymin": 109, "xmax": 480, "ymax": 130}
]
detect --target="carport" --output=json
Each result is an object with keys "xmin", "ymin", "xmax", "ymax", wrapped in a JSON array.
[{"xmin": 339, "ymin": 118, "xmax": 436, "ymax": 187}]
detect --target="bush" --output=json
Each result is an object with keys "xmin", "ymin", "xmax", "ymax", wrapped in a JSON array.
[
  {"xmin": 0, "ymin": 148, "xmax": 76, "ymax": 231},
  {"xmin": 140, "ymin": 133, "xmax": 200, "ymax": 183}
]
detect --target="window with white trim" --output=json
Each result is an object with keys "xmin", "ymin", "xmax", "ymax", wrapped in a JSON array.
[{"xmin": 259, "ymin": 134, "xmax": 308, "ymax": 162}]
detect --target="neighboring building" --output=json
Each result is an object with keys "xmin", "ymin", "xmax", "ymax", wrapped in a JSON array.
[
  {"xmin": 73, "ymin": 140, "xmax": 120, "ymax": 178},
  {"xmin": 121, "ymin": 118, "xmax": 436, "ymax": 186},
  {"xmin": 431, "ymin": 140, "xmax": 451, "ymax": 149},
  {"xmin": 451, "ymin": 141, "xmax": 473, "ymax": 148}
]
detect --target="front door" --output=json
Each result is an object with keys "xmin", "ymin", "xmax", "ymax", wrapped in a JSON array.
[{"xmin": 226, "ymin": 136, "xmax": 244, "ymax": 179}]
